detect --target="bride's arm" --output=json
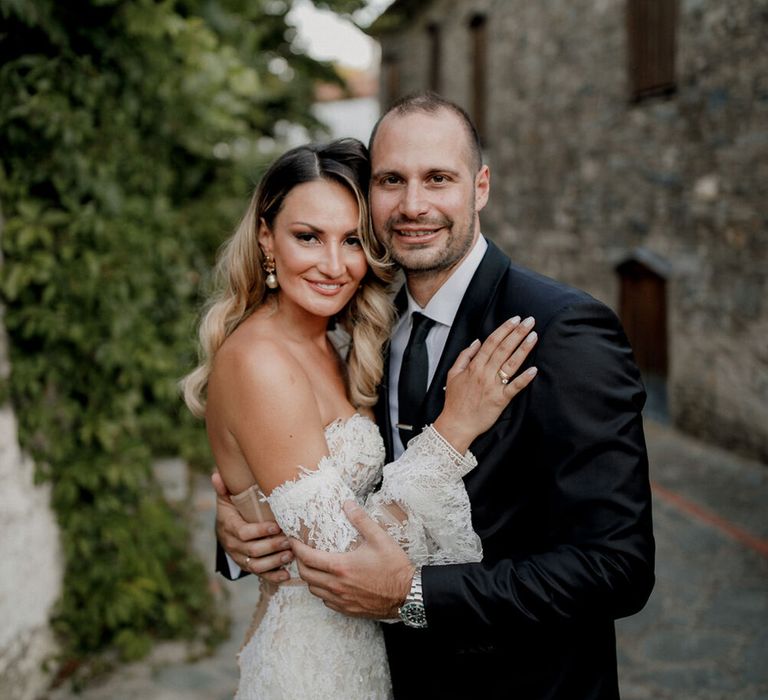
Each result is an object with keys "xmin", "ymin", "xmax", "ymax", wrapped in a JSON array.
[{"xmin": 210, "ymin": 339, "xmax": 359, "ymax": 553}]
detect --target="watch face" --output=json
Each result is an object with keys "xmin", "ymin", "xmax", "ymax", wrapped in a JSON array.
[{"xmin": 400, "ymin": 602, "xmax": 427, "ymax": 628}]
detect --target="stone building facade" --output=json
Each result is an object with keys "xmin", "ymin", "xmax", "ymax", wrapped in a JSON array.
[{"xmin": 371, "ymin": 0, "xmax": 768, "ymax": 462}]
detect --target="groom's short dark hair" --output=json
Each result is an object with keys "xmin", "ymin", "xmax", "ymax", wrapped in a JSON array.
[{"xmin": 368, "ymin": 91, "xmax": 484, "ymax": 173}]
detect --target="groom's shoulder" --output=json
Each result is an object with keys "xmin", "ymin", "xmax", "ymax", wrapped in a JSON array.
[{"xmin": 489, "ymin": 246, "xmax": 597, "ymax": 316}]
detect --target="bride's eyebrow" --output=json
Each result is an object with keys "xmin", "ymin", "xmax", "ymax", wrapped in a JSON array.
[{"xmin": 290, "ymin": 223, "xmax": 359, "ymax": 236}]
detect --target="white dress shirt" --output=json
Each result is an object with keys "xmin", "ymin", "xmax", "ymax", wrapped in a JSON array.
[{"xmin": 388, "ymin": 235, "xmax": 488, "ymax": 458}]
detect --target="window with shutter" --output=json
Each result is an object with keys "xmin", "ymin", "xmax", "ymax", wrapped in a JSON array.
[
  {"xmin": 469, "ymin": 14, "xmax": 488, "ymax": 143},
  {"xmin": 627, "ymin": 0, "xmax": 678, "ymax": 101},
  {"xmin": 382, "ymin": 54, "xmax": 401, "ymax": 107},
  {"xmin": 427, "ymin": 23, "xmax": 442, "ymax": 93}
]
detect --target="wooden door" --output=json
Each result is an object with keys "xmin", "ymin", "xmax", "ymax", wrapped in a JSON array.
[
  {"xmin": 619, "ymin": 260, "xmax": 668, "ymax": 376},
  {"xmin": 617, "ymin": 258, "xmax": 669, "ymax": 418}
]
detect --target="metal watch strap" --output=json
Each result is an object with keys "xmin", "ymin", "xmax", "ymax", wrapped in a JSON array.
[{"xmin": 398, "ymin": 567, "xmax": 427, "ymax": 628}]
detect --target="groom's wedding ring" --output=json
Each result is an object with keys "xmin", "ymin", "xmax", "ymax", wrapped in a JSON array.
[{"xmin": 497, "ymin": 369, "xmax": 511, "ymax": 385}]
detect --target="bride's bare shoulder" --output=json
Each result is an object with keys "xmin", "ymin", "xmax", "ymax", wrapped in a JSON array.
[{"xmin": 210, "ymin": 318, "xmax": 307, "ymax": 397}]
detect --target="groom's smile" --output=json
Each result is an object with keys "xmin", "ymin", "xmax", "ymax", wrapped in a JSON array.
[{"xmin": 388, "ymin": 217, "xmax": 452, "ymax": 244}]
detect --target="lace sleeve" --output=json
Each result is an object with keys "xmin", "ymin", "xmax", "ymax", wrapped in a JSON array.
[
  {"xmin": 264, "ymin": 421, "xmax": 482, "ymax": 565},
  {"xmin": 365, "ymin": 425, "xmax": 483, "ymax": 567},
  {"xmin": 266, "ymin": 458, "xmax": 360, "ymax": 553}
]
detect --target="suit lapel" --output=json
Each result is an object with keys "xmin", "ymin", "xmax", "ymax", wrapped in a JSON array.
[{"xmin": 422, "ymin": 241, "xmax": 511, "ymax": 424}]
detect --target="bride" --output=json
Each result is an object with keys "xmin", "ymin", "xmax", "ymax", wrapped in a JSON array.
[{"xmin": 181, "ymin": 138, "xmax": 537, "ymax": 698}]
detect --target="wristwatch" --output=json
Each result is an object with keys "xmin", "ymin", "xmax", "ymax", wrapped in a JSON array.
[{"xmin": 398, "ymin": 567, "xmax": 427, "ymax": 628}]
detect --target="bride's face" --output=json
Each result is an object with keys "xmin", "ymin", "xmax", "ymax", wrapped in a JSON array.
[{"xmin": 260, "ymin": 179, "xmax": 368, "ymax": 320}]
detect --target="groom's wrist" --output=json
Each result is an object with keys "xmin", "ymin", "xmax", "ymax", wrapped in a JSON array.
[
  {"xmin": 394, "ymin": 563, "xmax": 416, "ymax": 608},
  {"xmin": 380, "ymin": 564, "xmax": 415, "ymax": 621},
  {"xmin": 397, "ymin": 566, "xmax": 428, "ymax": 628}
]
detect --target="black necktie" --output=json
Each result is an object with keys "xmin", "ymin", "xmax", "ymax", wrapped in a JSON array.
[{"xmin": 398, "ymin": 312, "xmax": 436, "ymax": 447}]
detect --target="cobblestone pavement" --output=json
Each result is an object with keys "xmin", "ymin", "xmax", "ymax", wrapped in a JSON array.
[
  {"xmin": 617, "ymin": 422, "xmax": 768, "ymax": 700},
  {"xmin": 46, "ymin": 419, "xmax": 768, "ymax": 700}
]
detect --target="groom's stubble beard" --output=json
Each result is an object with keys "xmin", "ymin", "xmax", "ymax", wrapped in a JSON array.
[{"xmin": 379, "ymin": 188, "xmax": 478, "ymax": 280}]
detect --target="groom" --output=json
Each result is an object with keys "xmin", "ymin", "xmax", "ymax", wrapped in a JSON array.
[{"xmin": 216, "ymin": 92, "xmax": 655, "ymax": 699}]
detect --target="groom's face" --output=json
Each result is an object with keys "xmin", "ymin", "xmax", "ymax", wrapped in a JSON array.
[{"xmin": 369, "ymin": 108, "xmax": 489, "ymax": 276}]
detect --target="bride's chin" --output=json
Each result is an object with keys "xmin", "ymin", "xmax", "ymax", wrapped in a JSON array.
[{"xmin": 299, "ymin": 302, "xmax": 350, "ymax": 320}]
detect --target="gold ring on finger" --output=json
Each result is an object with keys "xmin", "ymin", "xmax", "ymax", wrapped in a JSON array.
[{"xmin": 497, "ymin": 369, "xmax": 511, "ymax": 385}]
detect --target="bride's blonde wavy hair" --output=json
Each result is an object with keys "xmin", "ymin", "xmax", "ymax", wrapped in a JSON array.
[{"xmin": 181, "ymin": 138, "xmax": 395, "ymax": 418}]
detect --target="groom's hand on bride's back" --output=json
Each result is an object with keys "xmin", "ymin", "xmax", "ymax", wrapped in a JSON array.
[{"xmin": 212, "ymin": 471, "xmax": 293, "ymax": 583}]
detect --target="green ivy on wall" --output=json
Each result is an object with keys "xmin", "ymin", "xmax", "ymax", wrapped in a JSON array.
[{"xmin": 0, "ymin": 0, "xmax": 363, "ymax": 682}]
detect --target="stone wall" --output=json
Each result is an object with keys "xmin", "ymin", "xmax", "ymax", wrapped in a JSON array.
[
  {"xmin": 374, "ymin": 0, "xmax": 768, "ymax": 461},
  {"xmin": 0, "ymin": 225, "xmax": 63, "ymax": 697}
]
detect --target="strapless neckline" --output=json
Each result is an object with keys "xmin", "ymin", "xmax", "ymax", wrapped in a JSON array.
[{"xmin": 323, "ymin": 412, "xmax": 375, "ymax": 432}]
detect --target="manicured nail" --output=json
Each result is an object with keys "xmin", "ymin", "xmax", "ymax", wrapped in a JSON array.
[
  {"xmin": 280, "ymin": 539, "xmax": 290, "ymax": 548},
  {"xmin": 522, "ymin": 316, "xmax": 535, "ymax": 328},
  {"xmin": 471, "ymin": 339, "xmax": 481, "ymax": 348},
  {"xmin": 526, "ymin": 367, "xmax": 538, "ymax": 377},
  {"xmin": 509, "ymin": 315, "xmax": 521, "ymax": 325},
  {"xmin": 525, "ymin": 331, "xmax": 538, "ymax": 344},
  {"xmin": 268, "ymin": 525, "xmax": 279, "ymax": 535},
  {"xmin": 281, "ymin": 552, "xmax": 293, "ymax": 563}
]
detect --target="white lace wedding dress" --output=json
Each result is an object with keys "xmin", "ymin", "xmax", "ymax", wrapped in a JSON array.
[{"xmin": 230, "ymin": 414, "xmax": 483, "ymax": 700}]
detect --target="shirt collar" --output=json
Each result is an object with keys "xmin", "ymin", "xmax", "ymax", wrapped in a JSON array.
[{"xmin": 404, "ymin": 235, "xmax": 488, "ymax": 326}]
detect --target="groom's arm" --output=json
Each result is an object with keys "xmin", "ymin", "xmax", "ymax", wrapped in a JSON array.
[
  {"xmin": 293, "ymin": 301, "xmax": 654, "ymax": 638},
  {"xmin": 213, "ymin": 472, "xmax": 293, "ymax": 583},
  {"xmin": 291, "ymin": 500, "xmax": 414, "ymax": 619},
  {"xmin": 421, "ymin": 300, "xmax": 655, "ymax": 639}
]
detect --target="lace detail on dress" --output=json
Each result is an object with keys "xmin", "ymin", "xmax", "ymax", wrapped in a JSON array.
[
  {"xmin": 324, "ymin": 413, "xmax": 386, "ymax": 497},
  {"xmin": 234, "ymin": 416, "xmax": 482, "ymax": 699},
  {"xmin": 235, "ymin": 415, "xmax": 392, "ymax": 699},
  {"xmin": 267, "ymin": 464, "xmax": 359, "ymax": 552},
  {"xmin": 265, "ymin": 414, "xmax": 384, "ymax": 553},
  {"xmin": 237, "ymin": 586, "xmax": 391, "ymax": 700},
  {"xmin": 405, "ymin": 423, "xmax": 477, "ymax": 477}
]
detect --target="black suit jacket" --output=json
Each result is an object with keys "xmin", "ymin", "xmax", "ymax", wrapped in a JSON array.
[{"xmin": 377, "ymin": 242, "xmax": 655, "ymax": 699}]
